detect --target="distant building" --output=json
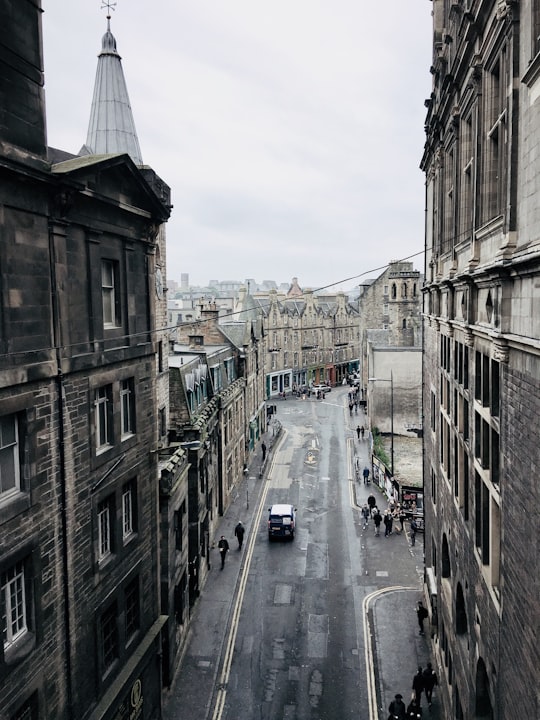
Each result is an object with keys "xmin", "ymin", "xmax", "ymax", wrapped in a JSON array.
[{"xmin": 422, "ymin": 2, "xmax": 540, "ymax": 719}]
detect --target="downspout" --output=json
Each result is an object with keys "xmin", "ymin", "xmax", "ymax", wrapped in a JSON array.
[{"xmin": 49, "ymin": 219, "xmax": 74, "ymax": 720}]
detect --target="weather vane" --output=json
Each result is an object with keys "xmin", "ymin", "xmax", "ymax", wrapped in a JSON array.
[{"xmin": 101, "ymin": 0, "xmax": 117, "ymax": 18}]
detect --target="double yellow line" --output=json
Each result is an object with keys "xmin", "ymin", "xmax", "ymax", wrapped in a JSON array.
[
  {"xmin": 211, "ymin": 431, "xmax": 286, "ymax": 720},
  {"xmin": 362, "ymin": 587, "xmax": 417, "ymax": 720}
]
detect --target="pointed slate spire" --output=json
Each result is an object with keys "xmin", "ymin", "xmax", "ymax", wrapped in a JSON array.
[{"xmin": 81, "ymin": 12, "xmax": 143, "ymax": 165}]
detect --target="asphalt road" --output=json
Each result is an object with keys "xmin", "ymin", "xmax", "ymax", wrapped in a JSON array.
[{"xmin": 163, "ymin": 387, "xmax": 440, "ymax": 720}]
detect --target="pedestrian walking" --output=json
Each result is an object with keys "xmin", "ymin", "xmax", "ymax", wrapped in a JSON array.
[
  {"xmin": 361, "ymin": 504, "xmax": 370, "ymax": 527},
  {"xmin": 416, "ymin": 601, "xmax": 428, "ymax": 635},
  {"xmin": 422, "ymin": 663, "xmax": 438, "ymax": 707},
  {"xmin": 384, "ymin": 510, "xmax": 393, "ymax": 536},
  {"xmin": 406, "ymin": 697, "xmax": 423, "ymax": 718},
  {"xmin": 261, "ymin": 442, "xmax": 267, "ymax": 461},
  {"xmin": 412, "ymin": 667, "xmax": 424, "ymax": 703},
  {"xmin": 410, "ymin": 517, "xmax": 418, "ymax": 546},
  {"xmin": 373, "ymin": 509, "xmax": 382, "ymax": 536},
  {"xmin": 218, "ymin": 536, "xmax": 229, "ymax": 569},
  {"xmin": 356, "ymin": 425, "xmax": 361, "ymax": 439},
  {"xmin": 367, "ymin": 494, "xmax": 376, "ymax": 515},
  {"xmin": 362, "ymin": 466, "xmax": 370, "ymax": 484},
  {"xmin": 234, "ymin": 522, "xmax": 245, "ymax": 550},
  {"xmin": 360, "ymin": 425, "xmax": 365, "ymax": 439},
  {"xmin": 398, "ymin": 507, "xmax": 407, "ymax": 533},
  {"xmin": 388, "ymin": 693, "xmax": 406, "ymax": 720}
]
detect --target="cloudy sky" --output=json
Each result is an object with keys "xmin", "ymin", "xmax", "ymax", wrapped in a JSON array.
[{"xmin": 42, "ymin": 1, "xmax": 433, "ymax": 292}]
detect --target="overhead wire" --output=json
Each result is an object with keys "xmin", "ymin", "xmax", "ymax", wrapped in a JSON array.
[{"xmin": 0, "ymin": 246, "xmax": 426, "ymax": 360}]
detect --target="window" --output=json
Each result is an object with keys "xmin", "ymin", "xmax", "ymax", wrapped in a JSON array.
[
  {"xmin": 124, "ymin": 578, "xmax": 140, "ymax": 641},
  {"xmin": 102, "ymin": 260, "xmax": 120, "ymax": 327},
  {"xmin": 159, "ymin": 407, "xmax": 166, "ymax": 440},
  {"xmin": 10, "ymin": 692, "xmax": 39, "ymax": 720},
  {"xmin": 120, "ymin": 378, "xmax": 135, "ymax": 438},
  {"xmin": 0, "ymin": 414, "xmax": 20, "ymax": 500},
  {"xmin": 533, "ymin": 0, "xmax": 540, "ymax": 58},
  {"xmin": 174, "ymin": 502, "xmax": 186, "ymax": 551},
  {"xmin": 122, "ymin": 481, "xmax": 136, "ymax": 540},
  {"xmin": 157, "ymin": 341, "xmax": 164, "ymax": 373},
  {"xmin": 98, "ymin": 496, "xmax": 114, "ymax": 561},
  {"xmin": 483, "ymin": 49, "xmax": 508, "ymax": 222},
  {"xmin": 95, "ymin": 385, "xmax": 113, "ymax": 452},
  {"xmin": 1, "ymin": 560, "xmax": 27, "ymax": 648},
  {"xmin": 100, "ymin": 602, "xmax": 119, "ymax": 673}
]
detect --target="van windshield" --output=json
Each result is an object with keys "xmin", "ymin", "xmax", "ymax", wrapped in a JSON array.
[{"xmin": 270, "ymin": 515, "xmax": 292, "ymax": 524}]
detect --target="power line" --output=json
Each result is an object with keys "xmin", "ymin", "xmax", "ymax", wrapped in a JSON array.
[{"xmin": 0, "ymin": 247, "xmax": 425, "ymax": 361}]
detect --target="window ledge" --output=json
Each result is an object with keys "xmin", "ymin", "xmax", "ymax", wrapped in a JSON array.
[
  {"xmin": 0, "ymin": 492, "xmax": 31, "ymax": 525},
  {"xmin": 3, "ymin": 631, "xmax": 36, "ymax": 668},
  {"xmin": 522, "ymin": 51, "xmax": 540, "ymax": 87}
]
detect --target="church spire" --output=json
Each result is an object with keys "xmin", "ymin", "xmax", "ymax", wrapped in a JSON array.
[{"xmin": 81, "ymin": 3, "xmax": 143, "ymax": 165}]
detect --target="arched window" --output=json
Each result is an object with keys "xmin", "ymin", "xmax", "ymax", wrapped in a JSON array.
[
  {"xmin": 402, "ymin": 319, "xmax": 407, "ymax": 329},
  {"xmin": 402, "ymin": 283, "xmax": 408, "ymax": 298},
  {"xmin": 442, "ymin": 534, "xmax": 451, "ymax": 578},
  {"xmin": 475, "ymin": 658, "xmax": 493, "ymax": 718},
  {"xmin": 391, "ymin": 283, "xmax": 397, "ymax": 299},
  {"xmin": 413, "ymin": 283, "xmax": 417, "ymax": 296},
  {"xmin": 455, "ymin": 582, "xmax": 467, "ymax": 635}
]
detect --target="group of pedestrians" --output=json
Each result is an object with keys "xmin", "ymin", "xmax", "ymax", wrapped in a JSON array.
[
  {"xmin": 217, "ymin": 521, "xmax": 246, "ymax": 569},
  {"xmin": 388, "ymin": 662, "xmax": 438, "ymax": 718}
]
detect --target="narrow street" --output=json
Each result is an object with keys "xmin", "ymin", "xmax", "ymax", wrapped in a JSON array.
[{"xmin": 164, "ymin": 386, "xmax": 439, "ymax": 720}]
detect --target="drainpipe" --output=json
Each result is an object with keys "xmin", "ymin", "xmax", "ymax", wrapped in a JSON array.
[{"xmin": 49, "ymin": 219, "xmax": 74, "ymax": 720}]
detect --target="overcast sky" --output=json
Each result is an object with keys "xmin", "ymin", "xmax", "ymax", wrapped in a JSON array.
[{"xmin": 42, "ymin": 1, "xmax": 433, "ymax": 292}]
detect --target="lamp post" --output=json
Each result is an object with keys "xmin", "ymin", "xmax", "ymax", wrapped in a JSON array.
[{"xmin": 368, "ymin": 371, "xmax": 394, "ymax": 476}]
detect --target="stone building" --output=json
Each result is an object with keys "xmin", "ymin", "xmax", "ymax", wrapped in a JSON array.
[
  {"xmin": 357, "ymin": 262, "xmax": 423, "ymax": 487},
  {"xmin": 248, "ymin": 279, "xmax": 360, "ymax": 397},
  {"xmin": 0, "ymin": 5, "xmax": 171, "ymax": 719},
  {"xmin": 421, "ymin": 2, "xmax": 540, "ymax": 718}
]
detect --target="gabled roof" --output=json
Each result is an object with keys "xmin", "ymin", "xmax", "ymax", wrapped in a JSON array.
[{"xmin": 51, "ymin": 152, "xmax": 170, "ymax": 220}]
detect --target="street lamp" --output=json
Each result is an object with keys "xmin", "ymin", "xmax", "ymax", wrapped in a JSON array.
[{"xmin": 368, "ymin": 371, "xmax": 394, "ymax": 476}]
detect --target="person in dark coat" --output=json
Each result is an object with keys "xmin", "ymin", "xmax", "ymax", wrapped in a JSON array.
[
  {"xmin": 416, "ymin": 600, "xmax": 428, "ymax": 635},
  {"xmin": 218, "ymin": 536, "xmax": 229, "ymax": 569},
  {"xmin": 373, "ymin": 509, "xmax": 382, "ymax": 536},
  {"xmin": 234, "ymin": 522, "xmax": 245, "ymax": 550},
  {"xmin": 412, "ymin": 667, "xmax": 424, "ymax": 702},
  {"xmin": 422, "ymin": 663, "xmax": 438, "ymax": 706},
  {"xmin": 406, "ymin": 697, "xmax": 423, "ymax": 718},
  {"xmin": 367, "ymin": 494, "xmax": 376, "ymax": 515},
  {"xmin": 388, "ymin": 693, "xmax": 406, "ymax": 719},
  {"xmin": 363, "ymin": 466, "xmax": 370, "ymax": 484},
  {"xmin": 384, "ymin": 510, "xmax": 393, "ymax": 536},
  {"xmin": 261, "ymin": 442, "xmax": 267, "ymax": 461}
]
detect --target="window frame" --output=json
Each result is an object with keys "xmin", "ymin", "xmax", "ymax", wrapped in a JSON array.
[
  {"xmin": 101, "ymin": 259, "xmax": 121, "ymax": 328},
  {"xmin": 0, "ymin": 413, "xmax": 21, "ymax": 502},
  {"xmin": 120, "ymin": 378, "xmax": 135, "ymax": 439},
  {"xmin": 95, "ymin": 385, "xmax": 114, "ymax": 452},
  {"xmin": 1, "ymin": 559, "xmax": 28, "ymax": 649}
]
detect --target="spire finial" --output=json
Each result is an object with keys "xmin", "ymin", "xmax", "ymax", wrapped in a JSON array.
[{"xmin": 101, "ymin": 1, "xmax": 117, "ymax": 30}]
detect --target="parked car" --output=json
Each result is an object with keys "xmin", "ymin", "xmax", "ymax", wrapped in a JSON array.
[
  {"xmin": 311, "ymin": 384, "xmax": 331, "ymax": 394},
  {"xmin": 268, "ymin": 503, "xmax": 297, "ymax": 540}
]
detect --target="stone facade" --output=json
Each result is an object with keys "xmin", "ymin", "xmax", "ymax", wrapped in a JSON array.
[
  {"xmin": 249, "ymin": 283, "xmax": 360, "ymax": 396},
  {"xmin": 0, "ymin": 5, "xmax": 170, "ymax": 718},
  {"xmin": 421, "ymin": 2, "xmax": 540, "ymax": 719}
]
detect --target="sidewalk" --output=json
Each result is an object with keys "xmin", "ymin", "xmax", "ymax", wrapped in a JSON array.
[
  {"xmin": 163, "ymin": 401, "xmax": 440, "ymax": 719},
  {"xmin": 162, "ymin": 427, "xmax": 276, "ymax": 720}
]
